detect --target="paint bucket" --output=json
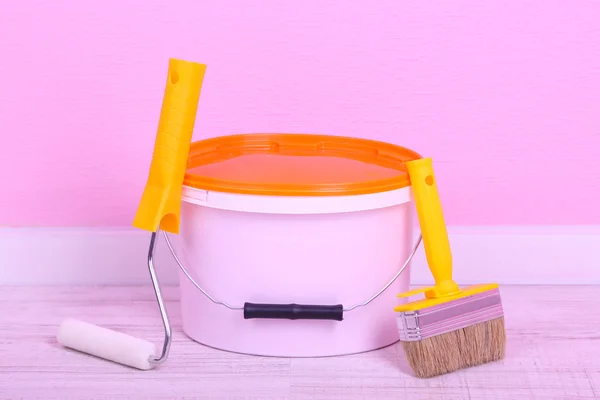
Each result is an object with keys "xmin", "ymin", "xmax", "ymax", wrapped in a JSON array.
[{"xmin": 166, "ymin": 133, "xmax": 422, "ymax": 357}]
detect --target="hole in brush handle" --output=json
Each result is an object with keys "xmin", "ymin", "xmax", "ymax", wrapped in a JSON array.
[{"xmin": 243, "ymin": 303, "xmax": 344, "ymax": 321}]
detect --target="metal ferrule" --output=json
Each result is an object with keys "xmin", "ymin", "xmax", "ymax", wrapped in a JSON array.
[{"xmin": 396, "ymin": 288, "xmax": 504, "ymax": 342}]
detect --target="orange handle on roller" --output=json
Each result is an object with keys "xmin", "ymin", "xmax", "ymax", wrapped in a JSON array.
[{"xmin": 133, "ymin": 58, "xmax": 207, "ymax": 234}]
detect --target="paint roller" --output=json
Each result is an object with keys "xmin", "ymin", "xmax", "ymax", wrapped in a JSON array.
[{"xmin": 56, "ymin": 58, "xmax": 206, "ymax": 370}]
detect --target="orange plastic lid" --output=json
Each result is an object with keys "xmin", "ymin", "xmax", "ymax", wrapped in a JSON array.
[{"xmin": 184, "ymin": 134, "xmax": 422, "ymax": 196}]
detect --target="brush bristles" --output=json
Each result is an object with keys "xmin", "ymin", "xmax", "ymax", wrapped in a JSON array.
[{"xmin": 401, "ymin": 317, "xmax": 506, "ymax": 378}]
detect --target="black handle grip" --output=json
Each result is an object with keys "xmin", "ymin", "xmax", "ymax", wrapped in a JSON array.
[{"xmin": 243, "ymin": 303, "xmax": 344, "ymax": 321}]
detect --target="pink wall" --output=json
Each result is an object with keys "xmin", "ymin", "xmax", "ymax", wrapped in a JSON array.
[{"xmin": 1, "ymin": 1, "xmax": 599, "ymax": 227}]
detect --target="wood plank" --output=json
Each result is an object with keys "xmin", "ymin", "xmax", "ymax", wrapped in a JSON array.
[{"xmin": 0, "ymin": 285, "xmax": 598, "ymax": 399}]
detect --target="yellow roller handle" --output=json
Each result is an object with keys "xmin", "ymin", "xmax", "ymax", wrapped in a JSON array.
[
  {"xmin": 132, "ymin": 58, "xmax": 207, "ymax": 234},
  {"xmin": 406, "ymin": 157, "xmax": 459, "ymax": 298}
]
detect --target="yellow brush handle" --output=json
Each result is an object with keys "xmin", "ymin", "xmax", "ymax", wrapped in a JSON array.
[
  {"xmin": 132, "ymin": 58, "xmax": 207, "ymax": 234},
  {"xmin": 406, "ymin": 157, "xmax": 459, "ymax": 297}
]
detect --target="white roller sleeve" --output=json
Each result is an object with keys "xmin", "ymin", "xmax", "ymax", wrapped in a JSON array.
[{"xmin": 57, "ymin": 318, "xmax": 157, "ymax": 370}]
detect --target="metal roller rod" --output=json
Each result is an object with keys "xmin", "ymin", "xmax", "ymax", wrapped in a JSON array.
[{"xmin": 147, "ymin": 230, "xmax": 172, "ymax": 365}]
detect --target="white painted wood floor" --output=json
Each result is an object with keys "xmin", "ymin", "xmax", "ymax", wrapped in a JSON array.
[{"xmin": 0, "ymin": 285, "xmax": 598, "ymax": 399}]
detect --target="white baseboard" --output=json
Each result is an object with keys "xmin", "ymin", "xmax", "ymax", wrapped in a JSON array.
[{"xmin": 1, "ymin": 226, "xmax": 598, "ymax": 285}]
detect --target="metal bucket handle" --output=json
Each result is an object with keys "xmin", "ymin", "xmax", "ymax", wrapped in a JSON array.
[{"xmin": 146, "ymin": 229, "xmax": 422, "ymax": 365}]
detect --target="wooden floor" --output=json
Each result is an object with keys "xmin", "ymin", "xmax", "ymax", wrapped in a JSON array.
[{"xmin": 0, "ymin": 285, "xmax": 598, "ymax": 399}]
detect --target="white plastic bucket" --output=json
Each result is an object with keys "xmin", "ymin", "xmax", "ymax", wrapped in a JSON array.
[
  {"xmin": 170, "ymin": 133, "xmax": 421, "ymax": 357},
  {"xmin": 171, "ymin": 186, "xmax": 417, "ymax": 357}
]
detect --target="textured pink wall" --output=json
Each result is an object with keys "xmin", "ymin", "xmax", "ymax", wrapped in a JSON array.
[{"xmin": 1, "ymin": 1, "xmax": 599, "ymax": 227}]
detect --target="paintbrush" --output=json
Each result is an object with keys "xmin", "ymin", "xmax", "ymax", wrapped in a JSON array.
[{"xmin": 395, "ymin": 157, "xmax": 506, "ymax": 378}]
